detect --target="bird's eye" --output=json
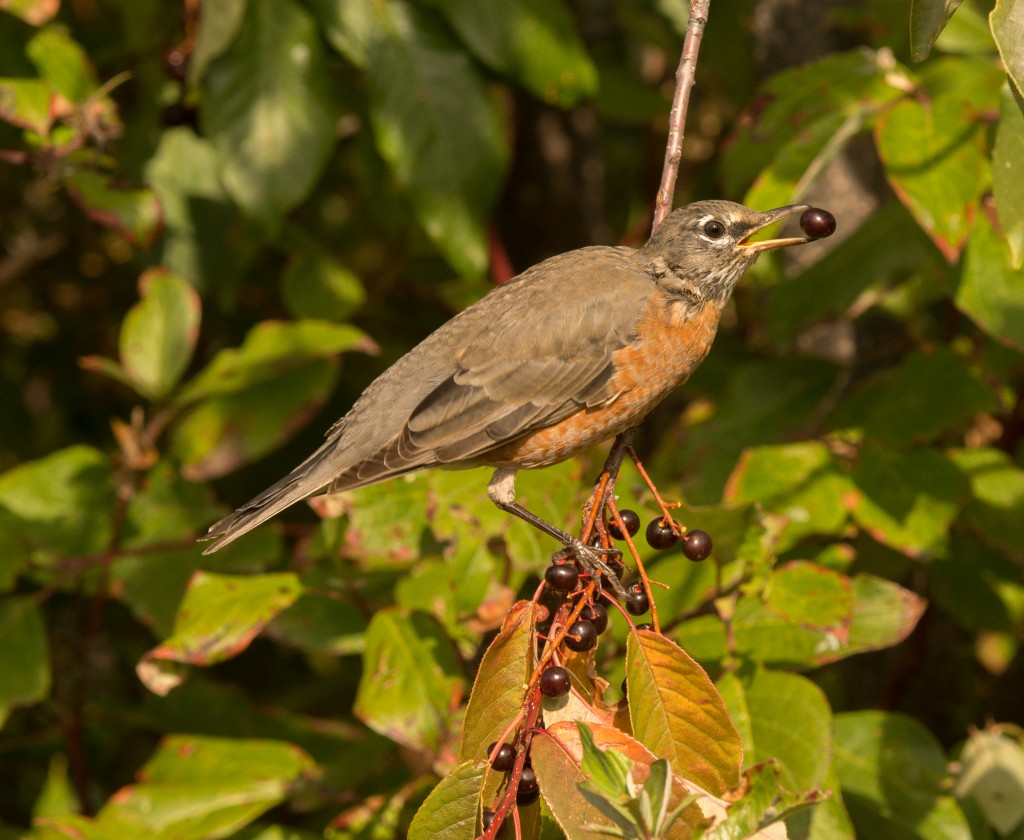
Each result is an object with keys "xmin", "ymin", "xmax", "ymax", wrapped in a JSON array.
[{"xmin": 702, "ymin": 220, "xmax": 726, "ymax": 239}]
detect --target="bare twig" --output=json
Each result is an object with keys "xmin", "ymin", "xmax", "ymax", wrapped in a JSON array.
[{"xmin": 653, "ymin": 0, "xmax": 712, "ymax": 231}]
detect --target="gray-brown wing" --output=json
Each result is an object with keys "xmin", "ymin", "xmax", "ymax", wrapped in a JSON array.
[{"xmin": 329, "ymin": 247, "xmax": 654, "ymax": 487}]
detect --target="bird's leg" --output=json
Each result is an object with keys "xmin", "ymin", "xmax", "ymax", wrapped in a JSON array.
[{"xmin": 487, "ymin": 469, "xmax": 627, "ymax": 598}]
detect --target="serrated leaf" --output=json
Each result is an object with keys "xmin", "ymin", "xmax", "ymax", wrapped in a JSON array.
[
  {"xmin": 834, "ymin": 711, "xmax": 971, "ymax": 840},
  {"xmin": 910, "ymin": 0, "xmax": 964, "ymax": 61},
  {"xmin": 717, "ymin": 667, "xmax": 832, "ymax": 792},
  {"xmin": 203, "ymin": 0, "xmax": 337, "ymax": 228},
  {"xmin": 425, "ymin": 0, "xmax": 597, "ymax": 107},
  {"xmin": 461, "ymin": 600, "xmax": 535, "ymax": 760},
  {"xmin": 65, "ymin": 170, "xmax": 163, "ymax": 248},
  {"xmin": 0, "ymin": 596, "xmax": 50, "ymax": 725},
  {"xmin": 956, "ymin": 208, "xmax": 1024, "ymax": 351},
  {"xmin": 367, "ymin": 1, "xmax": 507, "ymax": 277},
  {"xmin": 94, "ymin": 735, "xmax": 312, "ymax": 839},
  {"xmin": 355, "ymin": 608, "xmax": 464, "ymax": 752},
  {"xmin": 137, "ymin": 572, "xmax": 302, "ymax": 695},
  {"xmin": 874, "ymin": 78, "xmax": 991, "ymax": 261},
  {"xmin": 993, "ymin": 86, "xmax": 1024, "ymax": 268},
  {"xmin": 627, "ymin": 630, "xmax": 742, "ymax": 795},
  {"xmin": 991, "ymin": 0, "xmax": 1024, "ymax": 102},
  {"xmin": 407, "ymin": 761, "xmax": 487, "ymax": 840},
  {"xmin": 118, "ymin": 269, "xmax": 201, "ymax": 400}
]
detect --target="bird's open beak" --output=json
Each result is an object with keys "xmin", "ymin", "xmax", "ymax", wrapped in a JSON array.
[{"xmin": 737, "ymin": 204, "xmax": 812, "ymax": 253}]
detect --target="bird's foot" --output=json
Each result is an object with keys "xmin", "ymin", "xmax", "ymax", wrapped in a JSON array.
[{"xmin": 555, "ymin": 539, "xmax": 628, "ymax": 599}]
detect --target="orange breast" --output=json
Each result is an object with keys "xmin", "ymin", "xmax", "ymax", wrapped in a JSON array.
[{"xmin": 484, "ymin": 297, "xmax": 722, "ymax": 469}]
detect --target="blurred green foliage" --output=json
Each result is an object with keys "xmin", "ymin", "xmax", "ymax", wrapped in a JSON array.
[{"xmin": 0, "ymin": 0, "xmax": 1022, "ymax": 837}]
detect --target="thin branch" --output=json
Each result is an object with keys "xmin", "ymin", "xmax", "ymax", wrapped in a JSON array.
[{"xmin": 653, "ymin": 0, "xmax": 712, "ymax": 231}]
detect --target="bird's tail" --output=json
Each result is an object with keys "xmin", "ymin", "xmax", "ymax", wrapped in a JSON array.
[{"xmin": 200, "ymin": 444, "xmax": 342, "ymax": 555}]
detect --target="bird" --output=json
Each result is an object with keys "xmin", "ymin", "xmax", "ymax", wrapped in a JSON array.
[{"xmin": 202, "ymin": 200, "xmax": 834, "ymax": 574}]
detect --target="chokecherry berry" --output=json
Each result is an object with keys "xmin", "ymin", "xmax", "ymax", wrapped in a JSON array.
[
  {"xmin": 799, "ymin": 207, "xmax": 836, "ymax": 239},
  {"xmin": 482, "ymin": 809, "xmax": 496, "ymax": 830},
  {"xmin": 608, "ymin": 509, "xmax": 640, "ymax": 540},
  {"xmin": 646, "ymin": 518, "xmax": 679, "ymax": 549},
  {"xmin": 545, "ymin": 563, "xmax": 579, "ymax": 592},
  {"xmin": 487, "ymin": 741, "xmax": 517, "ymax": 772},
  {"xmin": 580, "ymin": 603, "xmax": 608, "ymax": 635},
  {"xmin": 540, "ymin": 666, "xmax": 571, "ymax": 697},
  {"xmin": 564, "ymin": 619, "xmax": 598, "ymax": 652},
  {"xmin": 682, "ymin": 529, "xmax": 713, "ymax": 562},
  {"xmin": 625, "ymin": 585, "xmax": 650, "ymax": 616},
  {"xmin": 517, "ymin": 766, "xmax": 540, "ymax": 804},
  {"xmin": 634, "ymin": 622, "xmax": 655, "ymax": 631}
]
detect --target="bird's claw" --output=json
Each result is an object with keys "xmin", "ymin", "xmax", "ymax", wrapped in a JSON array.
[{"xmin": 556, "ymin": 538, "xmax": 628, "ymax": 599}]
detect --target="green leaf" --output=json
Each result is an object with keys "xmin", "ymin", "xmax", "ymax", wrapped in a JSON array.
[
  {"xmin": 948, "ymin": 447, "xmax": 1024, "ymax": 558},
  {"xmin": 367, "ymin": 1, "xmax": 508, "ymax": 277},
  {"xmin": 701, "ymin": 761, "xmax": 825, "ymax": 840},
  {"xmin": 0, "ymin": 78, "xmax": 57, "ymax": 133},
  {"xmin": 675, "ymin": 570, "xmax": 926, "ymax": 669},
  {"xmin": 32, "ymin": 755, "xmax": 79, "ymax": 820},
  {"xmin": 874, "ymin": 62, "xmax": 997, "ymax": 261},
  {"xmin": 0, "ymin": 0, "xmax": 59, "ymax": 26},
  {"xmin": 954, "ymin": 729, "xmax": 1024, "ymax": 836},
  {"xmin": 460, "ymin": 600, "xmax": 535, "ymax": 760},
  {"xmin": 137, "ymin": 572, "xmax": 302, "ymax": 695},
  {"xmin": 190, "ymin": 0, "xmax": 247, "ymax": 85},
  {"xmin": 627, "ymin": 630, "xmax": 742, "ymax": 795},
  {"xmin": 910, "ymin": 0, "xmax": 964, "ymax": 61},
  {"xmin": 577, "ymin": 722, "xmax": 635, "ymax": 799},
  {"xmin": 203, "ymin": 0, "xmax": 337, "ymax": 229},
  {"xmin": 65, "ymin": 170, "xmax": 163, "ymax": 248},
  {"xmin": 94, "ymin": 735, "xmax": 313, "ymax": 839},
  {"xmin": 424, "ymin": 0, "xmax": 597, "ymax": 107},
  {"xmin": 956, "ymin": 208, "xmax": 1024, "ymax": 351},
  {"xmin": 834, "ymin": 711, "xmax": 971, "ymax": 840},
  {"xmin": 305, "ymin": 0, "xmax": 373, "ymax": 66},
  {"xmin": 826, "ymin": 347, "xmax": 998, "ymax": 444},
  {"xmin": 145, "ymin": 127, "xmax": 258, "ymax": 297},
  {"xmin": 717, "ymin": 667, "xmax": 833, "ymax": 792},
  {"xmin": 407, "ymin": 761, "xmax": 487, "ymax": 840},
  {"xmin": 993, "ymin": 86, "xmax": 1024, "ymax": 268},
  {"xmin": 118, "ymin": 269, "xmax": 201, "ymax": 400},
  {"xmin": 849, "ymin": 445, "xmax": 969, "ymax": 558},
  {"xmin": 177, "ymin": 320, "xmax": 371, "ymax": 405},
  {"xmin": 25, "ymin": 24, "xmax": 97, "ymax": 103},
  {"xmin": 0, "ymin": 445, "xmax": 113, "ymax": 568},
  {"xmin": 281, "ymin": 248, "xmax": 366, "ymax": 322},
  {"xmin": 355, "ymin": 608, "xmax": 464, "ymax": 752},
  {"xmin": 724, "ymin": 442, "xmax": 852, "ymax": 552},
  {"xmin": 991, "ymin": 0, "xmax": 1024, "ymax": 102},
  {"xmin": 0, "ymin": 596, "xmax": 50, "ymax": 726}
]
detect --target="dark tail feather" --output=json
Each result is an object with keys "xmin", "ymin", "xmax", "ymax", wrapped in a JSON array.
[{"xmin": 200, "ymin": 450, "xmax": 342, "ymax": 554}]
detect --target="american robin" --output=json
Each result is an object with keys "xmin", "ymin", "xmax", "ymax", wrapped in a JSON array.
[{"xmin": 202, "ymin": 200, "xmax": 833, "ymax": 571}]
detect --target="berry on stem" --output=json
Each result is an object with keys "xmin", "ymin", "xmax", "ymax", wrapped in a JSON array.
[
  {"xmin": 625, "ymin": 585, "xmax": 650, "ymax": 616},
  {"xmin": 564, "ymin": 619, "xmax": 597, "ymax": 652},
  {"xmin": 544, "ymin": 563, "xmax": 579, "ymax": 592},
  {"xmin": 634, "ymin": 622, "xmax": 654, "ymax": 631},
  {"xmin": 682, "ymin": 529, "xmax": 713, "ymax": 561},
  {"xmin": 487, "ymin": 741, "xmax": 516, "ymax": 772},
  {"xmin": 580, "ymin": 603, "xmax": 608, "ymax": 635},
  {"xmin": 540, "ymin": 666, "xmax": 571, "ymax": 697},
  {"xmin": 646, "ymin": 518, "xmax": 679, "ymax": 549},
  {"xmin": 608, "ymin": 509, "xmax": 640, "ymax": 540},
  {"xmin": 517, "ymin": 765, "xmax": 540, "ymax": 804},
  {"xmin": 482, "ymin": 810, "xmax": 496, "ymax": 830}
]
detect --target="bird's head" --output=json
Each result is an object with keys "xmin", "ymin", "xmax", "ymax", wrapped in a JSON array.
[{"xmin": 641, "ymin": 200, "xmax": 834, "ymax": 306}]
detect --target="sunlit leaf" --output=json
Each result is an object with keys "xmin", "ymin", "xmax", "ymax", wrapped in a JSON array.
[
  {"xmin": 993, "ymin": 86, "xmax": 1024, "ymax": 268},
  {"xmin": 627, "ymin": 630, "xmax": 742, "ymax": 795},
  {"xmin": 355, "ymin": 608, "xmax": 464, "ymax": 752},
  {"xmin": 65, "ymin": 170, "xmax": 163, "ymax": 248},
  {"xmin": 137, "ymin": 572, "xmax": 302, "ymax": 695},
  {"xmin": 0, "ymin": 77, "xmax": 57, "ymax": 132},
  {"xmin": 25, "ymin": 23, "xmax": 96, "ymax": 103},
  {"xmin": 0, "ymin": 0, "xmax": 59, "ymax": 26},
  {"xmin": 954, "ymin": 729, "xmax": 1024, "ymax": 836},
  {"xmin": 990, "ymin": 0, "xmax": 1024, "ymax": 102},
  {"xmin": 407, "ymin": 761, "xmax": 486, "ymax": 840}
]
